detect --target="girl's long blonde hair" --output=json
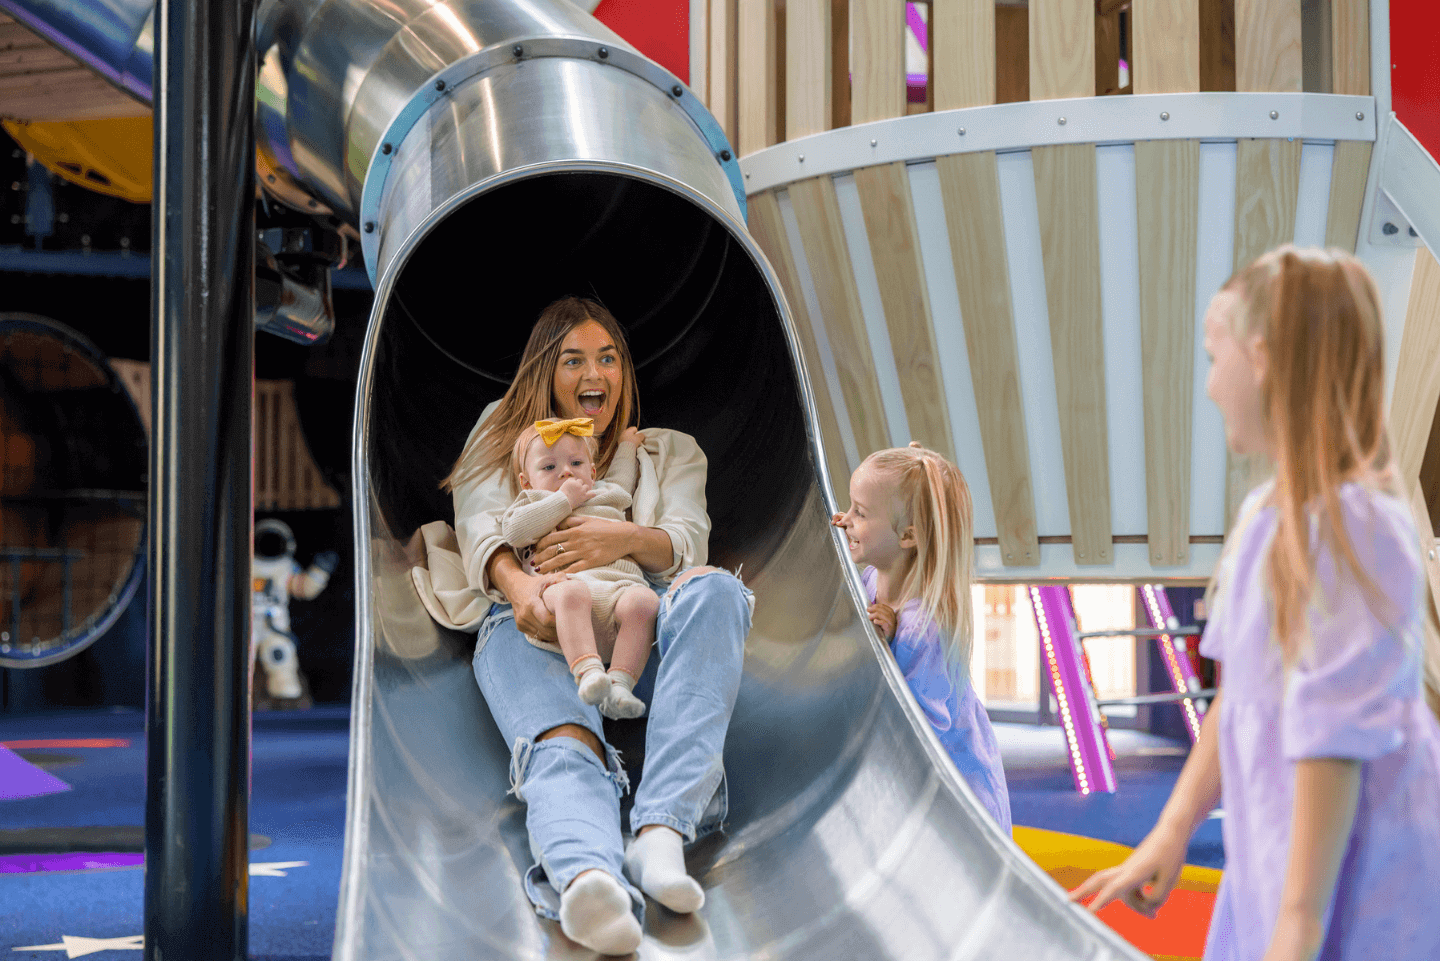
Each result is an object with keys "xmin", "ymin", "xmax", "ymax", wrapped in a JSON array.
[
  {"xmin": 865, "ymin": 442, "xmax": 975, "ymax": 685},
  {"xmin": 1213, "ymin": 245, "xmax": 1440, "ymax": 716},
  {"xmin": 440, "ymin": 297, "xmax": 639, "ymax": 494}
]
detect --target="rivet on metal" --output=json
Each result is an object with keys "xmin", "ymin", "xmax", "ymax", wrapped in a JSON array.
[
  {"xmin": 1383, "ymin": 222, "xmax": 1399, "ymax": 236},
  {"xmin": 513, "ymin": 45, "xmax": 523, "ymax": 57},
  {"xmin": 870, "ymin": 139, "xmax": 877, "ymax": 147},
  {"xmin": 958, "ymin": 127, "xmax": 966, "ymax": 136},
  {"xmin": 1078, "ymin": 552, "xmax": 1085, "ymax": 559},
  {"xmin": 364, "ymin": 221, "xmax": 375, "ymax": 233},
  {"xmin": 798, "ymin": 154, "xmax": 805, "ymax": 162},
  {"xmin": 1356, "ymin": 111, "xmax": 1365, "ymax": 121},
  {"xmin": 719, "ymin": 149, "xmax": 732, "ymax": 162},
  {"xmin": 744, "ymin": 172, "xmax": 751, "ymax": 179},
  {"xmin": 1269, "ymin": 110, "xmax": 1279, "ymax": 120},
  {"xmin": 1058, "ymin": 117, "xmax": 1067, "ymax": 125},
  {"xmin": 1006, "ymin": 554, "xmax": 1013, "ymax": 560},
  {"xmin": 435, "ymin": 79, "xmax": 446, "ymax": 91},
  {"xmin": 671, "ymin": 84, "xmax": 683, "ymax": 97},
  {"xmin": 1160, "ymin": 111, "xmax": 1170, "ymax": 121},
  {"xmin": 381, "ymin": 142, "xmax": 392, "ymax": 155},
  {"xmin": 598, "ymin": 46, "xmax": 609, "ymax": 59}
]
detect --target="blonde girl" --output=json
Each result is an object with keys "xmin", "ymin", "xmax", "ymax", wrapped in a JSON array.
[
  {"xmin": 1073, "ymin": 246, "xmax": 1440, "ymax": 961},
  {"xmin": 832, "ymin": 442, "xmax": 1012, "ymax": 833}
]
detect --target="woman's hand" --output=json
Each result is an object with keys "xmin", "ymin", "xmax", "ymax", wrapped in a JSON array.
[
  {"xmin": 501, "ymin": 568, "xmax": 560, "ymax": 642},
  {"xmin": 620, "ymin": 426, "xmax": 646, "ymax": 446},
  {"xmin": 534, "ymin": 516, "xmax": 637, "ymax": 574},
  {"xmin": 868, "ymin": 602, "xmax": 897, "ymax": 641},
  {"xmin": 1068, "ymin": 825, "xmax": 1189, "ymax": 918}
]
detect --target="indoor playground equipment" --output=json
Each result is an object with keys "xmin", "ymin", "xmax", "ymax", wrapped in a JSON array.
[{"xmin": 3, "ymin": 1, "xmax": 1439, "ymax": 960}]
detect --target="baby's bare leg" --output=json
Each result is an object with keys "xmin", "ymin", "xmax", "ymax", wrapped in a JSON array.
[
  {"xmin": 545, "ymin": 578, "xmax": 610, "ymax": 705},
  {"xmin": 599, "ymin": 586, "xmax": 659, "ymax": 720}
]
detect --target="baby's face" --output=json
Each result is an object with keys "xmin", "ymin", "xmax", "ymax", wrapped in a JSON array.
[{"xmin": 520, "ymin": 433, "xmax": 595, "ymax": 492}]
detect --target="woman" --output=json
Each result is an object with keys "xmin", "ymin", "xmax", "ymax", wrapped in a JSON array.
[{"xmin": 416, "ymin": 296, "xmax": 752, "ymax": 955}]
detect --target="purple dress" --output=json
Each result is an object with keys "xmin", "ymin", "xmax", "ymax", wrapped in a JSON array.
[
  {"xmin": 863, "ymin": 567, "xmax": 1012, "ymax": 834},
  {"xmin": 1199, "ymin": 483, "xmax": 1440, "ymax": 961}
]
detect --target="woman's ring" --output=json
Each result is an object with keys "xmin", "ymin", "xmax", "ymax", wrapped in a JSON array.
[{"xmin": 556, "ymin": 545, "xmax": 566, "ymax": 554}]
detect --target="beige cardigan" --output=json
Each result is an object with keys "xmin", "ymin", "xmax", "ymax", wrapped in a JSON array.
[{"xmin": 411, "ymin": 400, "xmax": 711, "ymax": 632}]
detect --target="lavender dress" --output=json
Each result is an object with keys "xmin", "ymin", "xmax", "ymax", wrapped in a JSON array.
[
  {"xmin": 862, "ymin": 567, "xmax": 1012, "ymax": 833},
  {"xmin": 1199, "ymin": 483, "xmax": 1440, "ymax": 961}
]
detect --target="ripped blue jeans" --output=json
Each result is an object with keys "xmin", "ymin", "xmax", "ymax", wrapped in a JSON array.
[{"xmin": 472, "ymin": 568, "xmax": 752, "ymax": 922}]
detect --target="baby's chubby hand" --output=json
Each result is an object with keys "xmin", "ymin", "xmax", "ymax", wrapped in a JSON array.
[
  {"xmin": 560, "ymin": 476, "xmax": 597, "ymax": 508},
  {"xmin": 620, "ymin": 426, "xmax": 647, "ymax": 446}
]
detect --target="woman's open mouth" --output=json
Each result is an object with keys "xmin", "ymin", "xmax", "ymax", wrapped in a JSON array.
[{"xmin": 578, "ymin": 390, "xmax": 606, "ymax": 415}]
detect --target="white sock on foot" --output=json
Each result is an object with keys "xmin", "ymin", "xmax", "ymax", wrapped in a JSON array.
[
  {"xmin": 600, "ymin": 669, "xmax": 646, "ymax": 720},
  {"xmin": 623, "ymin": 827, "xmax": 704, "ymax": 913},
  {"xmin": 559, "ymin": 870, "xmax": 642, "ymax": 955},
  {"xmin": 571, "ymin": 656, "xmax": 611, "ymax": 706}
]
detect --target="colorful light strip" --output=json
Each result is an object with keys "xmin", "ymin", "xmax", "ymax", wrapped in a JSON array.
[
  {"xmin": 1142, "ymin": 585, "xmax": 1203, "ymax": 741},
  {"xmin": 1030, "ymin": 586, "xmax": 1090, "ymax": 794}
]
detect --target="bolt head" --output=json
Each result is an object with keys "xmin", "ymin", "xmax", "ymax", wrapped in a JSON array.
[
  {"xmin": 598, "ymin": 46, "xmax": 609, "ymax": 59},
  {"xmin": 798, "ymin": 154, "xmax": 805, "ymax": 162},
  {"xmin": 1269, "ymin": 110, "xmax": 1279, "ymax": 120},
  {"xmin": 870, "ymin": 139, "xmax": 877, "ymax": 147},
  {"xmin": 1356, "ymin": 111, "xmax": 1365, "ymax": 121},
  {"xmin": 1160, "ymin": 111, "xmax": 1170, "ymax": 121},
  {"xmin": 513, "ymin": 45, "xmax": 524, "ymax": 57},
  {"xmin": 381, "ymin": 142, "xmax": 392, "ymax": 155},
  {"xmin": 1058, "ymin": 117, "xmax": 1067, "ymax": 125},
  {"xmin": 435, "ymin": 79, "xmax": 446, "ymax": 91},
  {"xmin": 719, "ymin": 149, "xmax": 732, "ymax": 162},
  {"xmin": 671, "ymin": 84, "xmax": 683, "ymax": 97},
  {"xmin": 1383, "ymin": 222, "xmax": 1399, "ymax": 235},
  {"xmin": 364, "ymin": 221, "xmax": 375, "ymax": 234}
]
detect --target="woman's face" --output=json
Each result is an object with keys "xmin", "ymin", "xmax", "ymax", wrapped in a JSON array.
[
  {"xmin": 552, "ymin": 320, "xmax": 624, "ymax": 435},
  {"xmin": 1204, "ymin": 290, "xmax": 1269, "ymax": 457}
]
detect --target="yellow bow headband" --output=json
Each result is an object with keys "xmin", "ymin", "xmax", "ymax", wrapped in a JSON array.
[{"xmin": 534, "ymin": 417, "xmax": 595, "ymax": 447}]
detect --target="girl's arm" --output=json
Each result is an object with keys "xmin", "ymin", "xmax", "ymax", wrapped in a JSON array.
[
  {"xmin": 1262, "ymin": 758, "xmax": 1361, "ymax": 961},
  {"xmin": 1070, "ymin": 691, "xmax": 1223, "ymax": 916}
]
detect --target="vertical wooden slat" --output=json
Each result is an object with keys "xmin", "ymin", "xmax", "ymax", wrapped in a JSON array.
[
  {"xmin": 927, "ymin": 0, "xmax": 996, "ymax": 110},
  {"xmin": 1029, "ymin": 0, "xmax": 1095, "ymax": 102},
  {"xmin": 995, "ymin": 6, "xmax": 1029, "ymax": 104},
  {"xmin": 786, "ymin": 0, "xmax": 830, "ymax": 139},
  {"xmin": 709, "ymin": 0, "xmax": 738, "ymax": 143},
  {"xmin": 1199, "ymin": 0, "xmax": 1236, "ymax": 91},
  {"xmin": 852, "ymin": 0, "xmax": 905, "ymax": 124},
  {"xmin": 1234, "ymin": 0, "xmax": 1302, "ymax": 92},
  {"xmin": 1330, "ymin": 0, "xmax": 1369, "ymax": 96},
  {"xmin": 748, "ymin": 190, "xmax": 853, "ymax": 496},
  {"xmin": 854, "ymin": 162, "xmax": 955, "ymax": 459},
  {"xmin": 1225, "ymin": 137, "xmax": 1302, "ymax": 523},
  {"xmin": 789, "ymin": 176, "xmax": 891, "ymax": 459},
  {"xmin": 1390, "ymin": 248, "xmax": 1440, "ymax": 488},
  {"xmin": 1033, "ymin": 143, "xmax": 1113, "ymax": 565},
  {"xmin": 937, "ymin": 153, "xmax": 1040, "ymax": 566},
  {"xmin": 1324, "ymin": 141, "xmax": 1372, "ymax": 252},
  {"xmin": 830, "ymin": 0, "xmax": 850, "ymax": 130},
  {"xmin": 738, "ymin": 0, "xmax": 778, "ymax": 156},
  {"xmin": 1134, "ymin": 0, "xmax": 1200, "ymax": 566},
  {"xmin": 1095, "ymin": 10, "xmax": 1121, "ymax": 96}
]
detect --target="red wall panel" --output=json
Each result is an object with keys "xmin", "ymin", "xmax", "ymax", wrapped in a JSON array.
[
  {"xmin": 1391, "ymin": 0, "xmax": 1440, "ymax": 163},
  {"xmin": 594, "ymin": 0, "xmax": 691, "ymax": 84}
]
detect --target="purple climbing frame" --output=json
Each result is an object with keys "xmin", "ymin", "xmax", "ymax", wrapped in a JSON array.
[
  {"xmin": 1139, "ymin": 585, "xmax": 1207, "ymax": 743},
  {"xmin": 1027, "ymin": 585, "xmax": 1117, "ymax": 795}
]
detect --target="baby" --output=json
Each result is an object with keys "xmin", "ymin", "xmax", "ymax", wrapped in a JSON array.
[{"xmin": 501, "ymin": 417, "xmax": 657, "ymax": 719}]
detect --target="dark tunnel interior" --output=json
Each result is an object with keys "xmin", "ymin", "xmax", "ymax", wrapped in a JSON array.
[{"xmin": 367, "ymin": 171, "xmax": 815, "ymax": 576}]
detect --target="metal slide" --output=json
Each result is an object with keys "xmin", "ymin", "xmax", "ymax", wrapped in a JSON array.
[{"xmin": 0, "ymin": 0, "xmax": 1146, "ymax": 956}]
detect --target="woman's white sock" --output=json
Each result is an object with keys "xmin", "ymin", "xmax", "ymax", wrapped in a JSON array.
[
  {"xmin": 600, "ymin": 669, "xmax": 646, "ymax": 720},
  {"xmin": 558, "ymin": 870, "xmax": 642, "ymax": 955},
  {"xmin": 570, "ymin": 656, "xmax": 610, "ymax": 706},
  {"xmin": 623, "ymin": 826, "xmax": 704, "ymax": 913}
]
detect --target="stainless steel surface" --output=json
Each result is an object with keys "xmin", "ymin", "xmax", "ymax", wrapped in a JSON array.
[{"xmin": 0, "ymin": 0, "xmax": 154, "ymax": 100}]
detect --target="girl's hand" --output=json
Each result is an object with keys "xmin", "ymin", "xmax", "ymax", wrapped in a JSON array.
[
  {"xmin": 620, "ymin": 426, "xmax": 646, "ymax": 446},
  {"xmin": 831, "ymin": 513, "xmax": 844, "ymax": 527},
  {"xmin": 506, "ymin": 571, "xmax": 559, "ymax": 642},
  {"xmin": 1068, "ymin": 826, "xmax": 1188, "ymax": 919},
  {"xmin": 559, "ymin": 476, "xmax": 596, "ymax": 509},
  {"xmin": 868, "ymin": 602, "xmax": 897, "ymax": 640},
  {"xmin": 534, "ymin": 515, "xmax": 636, "ymax": 574}
]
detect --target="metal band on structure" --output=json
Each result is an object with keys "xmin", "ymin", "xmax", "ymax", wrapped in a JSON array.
[
  {"xmin": 739, "ymin": 92, "xmax": 1376, "ymax": 196},
  {"xmin": 359, "ymin": 37, "xmax": 745, "ymax": 281}
]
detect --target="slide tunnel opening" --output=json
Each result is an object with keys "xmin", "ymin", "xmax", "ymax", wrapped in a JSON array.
[{"xmin": 367, "ymin": 170, "xmax": 814, "ymax": 580}]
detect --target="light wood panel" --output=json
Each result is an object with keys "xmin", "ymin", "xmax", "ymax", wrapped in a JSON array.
[
  {"xmin": 936, "ymin": 151, "xmax": 1039, "ymax": 566},
  {"xmin": 1323, "ymin": 141, "xmax": 1372, "ymax": 252},
  {"xmin": 708, "ymin": 0, "xmax": 738, "ymax": 143},
  {"xmin": 786, "ymin": 0, "xmax": 831, "ymax": 139},
  {"xmin": 737, "ymin": 0, "xmax": 778, "ymax": 156},
  {"xmin": 854, "ymin": 162, "xmax": 955, "ymax": 460},
  {"xmin": 1095, "ymin": 9, "xmax": 1121, "ymax": 96},
  {"xmin": 1330, "ymin": 0, "xmax": 1369, "ymax": 96},
  {"xmin": 1225, "ymin": 137, "xmax": 1301, "ymax": 523},
  {"xmin": 1136, "ymin": 140, "xmax": 1200, "ymax": 567},
  {"xmin": 789, "ymin": 176, "xmax": 891, "ymax": 460},
  {"xmin": 996, "ymin": 7, "xmax": 1030, "ymax": 104},
  {"xmin": 1029, "ymin": 0, "xmax": 1095, "ymax": 100},
  {"xmin": 851, "ymin": 0, "xmax": 905, "ymax": 124},
  {"xmin": 255, "ymin": 380, "xmax": 342, "ymax": 511},
  {"xmin": 932, "ymin": 0, "xmax": 994, "ymax": 110},
  {"xmin": 1199, "ymin": 0, "xmax": 1236, "ymax": 91},
  {"xmin": 830, "ymin": 0, "xmax": 850, "ymax": 130},
  {"xmin": 1134, "ymin": 0, "xmax": 1201, "ymax": 94},
  {"xmin": 1391, "ymin": 248, "xmax": 1440, "ymax": 488},
  {"xmin": 747, "ymin": 190, "xmax": 853, "ymax": 495},
  {"xmin": 1033, "ymin": 142, "xmax": 1112, "ymax": 565},
  {"xmin": 1234, "ymin": 0, "xmax": 1302, "ymax": 92}
]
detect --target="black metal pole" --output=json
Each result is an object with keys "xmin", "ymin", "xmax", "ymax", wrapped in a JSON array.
[{"xmin": 144, "ymin": 0, "xmax": 256, "ymax": 955}]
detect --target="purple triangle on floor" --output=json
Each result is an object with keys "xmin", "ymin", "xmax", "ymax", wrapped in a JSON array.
[{"xmin": 0, "ymin": 744, "xmax": 71, "ymax": 800}]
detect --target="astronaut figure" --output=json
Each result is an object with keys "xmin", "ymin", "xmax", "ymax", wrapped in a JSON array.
[{"xmin": 252, "ymin": 518, "xmax": 338, "ymax": 703}]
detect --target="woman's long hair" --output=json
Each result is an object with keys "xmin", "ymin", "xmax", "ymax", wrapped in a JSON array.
[
  {"xmin": 1215, "ymin": 245, "xmax": 1440, "ymax": 715},
  {"xmin": 441, "ymin": 296, "xmax": 639, "ymax": 493},
  {"xmin": 865, "ymin": 442, "xmax": 975, "ymax": 687}
]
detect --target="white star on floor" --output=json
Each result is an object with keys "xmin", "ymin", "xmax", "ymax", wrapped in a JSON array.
[
  {"xmin": 249, "ymin": 860, "xmax": 308, "ymax": 876},
  {"xmin": 13, "ymin": 934, "xmax": 142, "ymax": 958}
]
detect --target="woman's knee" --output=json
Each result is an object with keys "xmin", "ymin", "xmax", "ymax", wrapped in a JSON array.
[
  {"xmin": 537, "ymin": 723, "xmax": 605, "ymax": 762},
  {"xmin": 667, "ymin": 566, "xmax": 719, "ymax": 592}
]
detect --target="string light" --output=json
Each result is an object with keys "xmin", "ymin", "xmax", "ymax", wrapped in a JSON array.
[
  {"xmin": 1031, "ymin": 586, "xmax": 1091, "ymax": 794},
  {"xmin": 1142, "ymin": 585, "xmax": 1202, "ymax": 740}
]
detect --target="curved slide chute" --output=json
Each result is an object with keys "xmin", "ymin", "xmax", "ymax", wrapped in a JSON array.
[{"xmin": 0, "ymin": 0, "xmax": 1146, "ymax": 956}]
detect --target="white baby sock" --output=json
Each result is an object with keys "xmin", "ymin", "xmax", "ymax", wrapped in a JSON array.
[
  {"xmin": 600, "ymin": 669, "xmax": 647, "ymax": 720},
  {"xmin": 558, "ymin": 870, "xmax": 642, "ymax": 955},
  {"xmin": 571, "ymin": 655, "xmax": 611, "ymax": 706},
  {"xmin": 623, "ymin": 826, "xmax": 704, "ymax": 914}
]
